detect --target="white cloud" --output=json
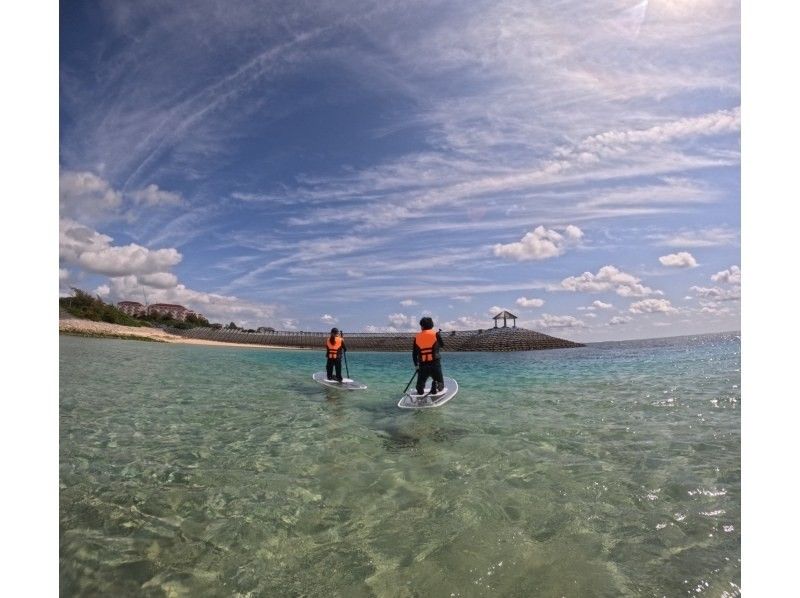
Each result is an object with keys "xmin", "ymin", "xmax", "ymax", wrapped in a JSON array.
[
  {"xmin": 320, "ymin": 314, "xmax": 338, "ymax": 325},
  {"xmin": 700, "ymin": 306, "xmax": 731, "ymax": 316},
  {"xmin": 608, "ymin": 315, "xmax": 632, "ymax": 325},
  {"xmin": 579, "ymin": 299, "xmax": 614, "ymax": 311},
  {"xmin": 629, "ymin": 298, "xmax": 677, "ymax": 314},
  {"xmin": 388, "ymin": 313, "xmax": 414, "ymax": 329},
  {"xmin": 80, "ymin": 243, "xmax": 180, "ymax": 277},
  {"xmin": 129, "ymin": 184, "xmax": 184, "ymax": 206},
  {"xmin": 711, "ymin": 265, "xmax": 741, "ymax": 285},
  {"xmin": 532, "ymin": 314, "xmax": 585, "ymax": 329},
  {"xmin": 364, "ymin": 324, "xmax": 400, "ymax": 333},
  {"xmin": 60, "ymin": 171, "xmax": 182, "ymax": 224},
  {"xmin": 400, "ymin": 299, "xmax": 418, "ymax": 306},
  {"xmin": 60, "ymin": 171, "xmax": 123, "ymax": 221},
  {"xmin": 60, "ymin": 218, "xmax": 182, "ymax": 277},
  {"xmin": 488, "ymin": 306, "xmax": 516, "ymax": 319},
  {"xmin": 59, "ymin": 268, "xmax": 70, "ymax": 280},
  {"xmin": 104, "ymin": 276, "xmax": 280, "ymax": 327},
  {"xmin": 493, "ymin": 225, "xmax": 583, "ymax": 261},
  {"xmin": 698, "ymin": 300, "xmax": 733, "ymax": 316},
  {"xmin": 95, "ymin": 284, "xmax": 110, "ymax": 297},
  {"xmin": 690, "ymin": 286, "xmax": 741, "ymax": 301},
  {"xmin": 560, "ymin": 265, "xmax": 660, "ymax": 297},
  {"xmin": 516, "ymin": 296, "xmax": 545, "ymax": 308},
  {"xmin": 138, "ymin": 272, "xmax": 179, "ymax": 289},
  {"xmin": 281, "ymin": 319, "xmax": 298, "ymax": 331},
  {"xmin": 452, "ymin": 295, "xmax": 472, "ymax": 302},
  {"xmin": 689, "ymin": 266, "xmax": 740, "ymax": 303},
  {"xmin": 659, "ymin": 251, "xmax": 698, "ymax": 268},
  {"xmin": 442, "ymin": 315, "xmax": 485, "ymax": 330}
]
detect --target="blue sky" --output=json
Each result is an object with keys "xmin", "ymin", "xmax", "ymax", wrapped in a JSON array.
[{"xmin": 58, "ymin": 0, "xmax": 740, "ymax": 341}]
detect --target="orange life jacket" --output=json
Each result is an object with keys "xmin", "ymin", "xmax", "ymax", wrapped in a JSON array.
[
  {"xmin": 326, "ymin": 336, "xmax": 343, "ymax": 359},
  {"xmin": 415, "ymin": 329, "xmax": 438, "ymax": 363}
]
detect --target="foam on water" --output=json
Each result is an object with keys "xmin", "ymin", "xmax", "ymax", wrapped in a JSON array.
[{"xmin": 60, "ymin": 332, "xmax": 740, "ymax": 596}]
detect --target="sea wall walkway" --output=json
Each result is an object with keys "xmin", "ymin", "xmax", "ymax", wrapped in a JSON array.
[{"xmin": 172, "ymin": 326, "xmax": 584, "ymax": 351}]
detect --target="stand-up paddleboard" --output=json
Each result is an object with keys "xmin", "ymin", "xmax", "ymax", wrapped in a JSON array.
[
  {"xmin": 398, "ymin": 376, "xmax": 458, "ymax": 409},
  {"xmin": 312, "ymin": 372, "xmax": 367, "ymax": 390}
]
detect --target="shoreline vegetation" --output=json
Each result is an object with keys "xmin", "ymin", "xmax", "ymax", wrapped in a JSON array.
[
  {"xmin": 58, "ymin": 288, "xmax": 290, "ymax": 349},
  {"xmin": 59, "ymin": 317, "xmax": 291, "ymax": 349}
]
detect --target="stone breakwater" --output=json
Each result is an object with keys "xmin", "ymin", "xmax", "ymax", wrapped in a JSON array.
[{"xmin": 172, "ymin": 326, "xmax": 584, "ymax": 351}]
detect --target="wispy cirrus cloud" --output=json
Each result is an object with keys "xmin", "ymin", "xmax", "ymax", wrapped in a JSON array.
[
  {"xmin": 650, "ymin": 226, "xmax": 739, "ymax": 248},
  {"xmin": 59, "ymin": 0, "xmax": 740, "ymax": 339},
  {"xmin": 129, "ymin": 184, "xmax": 185, "ymax": 207},
  {"xmin": 562, "ymin": 107, "xmax": 740, "ymax": 160}
]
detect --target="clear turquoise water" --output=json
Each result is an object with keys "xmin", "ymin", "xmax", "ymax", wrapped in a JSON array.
[{"xmin": 60, "ymin": 333, "xmax": 740, "ymax": 597}]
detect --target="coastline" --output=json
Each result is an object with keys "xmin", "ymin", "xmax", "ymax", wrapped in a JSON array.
[
  {"xmin": 58, "ymin": 313, "xmax": 584, "ymax": 352},
  {"xmin": 58, "ymin": 317, "xmax": 296, "ymax": 350}
]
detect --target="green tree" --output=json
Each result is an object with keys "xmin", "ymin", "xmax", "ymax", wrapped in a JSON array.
[{"xmin": 59, "ymin": 288, "xmax": 147, "ymax": 327}]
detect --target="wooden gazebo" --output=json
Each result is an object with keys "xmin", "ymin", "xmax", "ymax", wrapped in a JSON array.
[{"xmin": 493, "ymin": 310, "xmax": 518, "ymax": 328}]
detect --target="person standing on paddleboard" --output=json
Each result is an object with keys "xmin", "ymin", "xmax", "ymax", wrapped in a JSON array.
[
  {"xmin": 325, "ymin": 327, "xmax": 347, "ymax": 383},
  {"xmin": 413, "ymin": 317, "xmax": 445, "ymax": 396}
]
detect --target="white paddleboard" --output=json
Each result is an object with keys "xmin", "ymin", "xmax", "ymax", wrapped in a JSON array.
[
  {"xmin": 312, "ymin": 371, "xmax": 367, "ymax": 390},
  {"xmin": 398, "ymin": 376, "xmax": 458, "ymax": 409}
]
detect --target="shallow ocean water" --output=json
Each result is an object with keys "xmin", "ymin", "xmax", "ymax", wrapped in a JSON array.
[{"xmin": 60, "ymin": 332, "xmax": 740, "ymax": 596}]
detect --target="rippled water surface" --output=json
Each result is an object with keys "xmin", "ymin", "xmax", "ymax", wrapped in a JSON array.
[{"xmin": 60, "ymin": 333, "xmax": 740, "ymax": 596}]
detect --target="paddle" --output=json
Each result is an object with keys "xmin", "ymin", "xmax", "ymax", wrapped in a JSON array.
[
  {"xmin": 402, "ymin": 369, "xmax": 418, "ymax": 394},
  {"xmin": 341, "ymin": 330, "xmax": 350, "ymax": 379}
]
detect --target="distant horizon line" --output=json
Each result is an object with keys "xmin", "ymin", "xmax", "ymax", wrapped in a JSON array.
[{"xmin": 583, "ymin": 330, "xmax": 740, "ymax": 345}]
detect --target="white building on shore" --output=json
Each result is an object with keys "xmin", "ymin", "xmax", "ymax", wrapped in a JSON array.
[{"xmin": 117, "ymin": 301, "xmax": 201, "ymax": 321}]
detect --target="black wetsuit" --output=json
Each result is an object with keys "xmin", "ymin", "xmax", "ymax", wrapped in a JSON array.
[
  {"xmin": 413, "ymin": 330, "xmax": 444, "ymax": 395},
  {"xmin": 326, "ymin": 340, "xmax": 346, "ymax": 381}
]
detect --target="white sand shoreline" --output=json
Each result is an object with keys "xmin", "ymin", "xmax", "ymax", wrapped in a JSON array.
[{"xmin": 58, "ymin": 317, "xmax": 300, "ymax": 349}]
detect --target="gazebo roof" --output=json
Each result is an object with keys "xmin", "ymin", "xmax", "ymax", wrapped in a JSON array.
[{"xmin": 492, "ymin": 310, "xmax": 518, "ymax": 320}]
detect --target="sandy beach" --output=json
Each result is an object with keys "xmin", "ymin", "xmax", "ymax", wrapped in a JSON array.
[{"xmin": 58, "ymin": 317, "xmax": 290, "ymax": 349}]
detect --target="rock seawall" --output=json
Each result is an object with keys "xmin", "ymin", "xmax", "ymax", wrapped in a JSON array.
[{"xmin": 173, "ymin": 326, "xmax": 584, "ymax": 351}]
